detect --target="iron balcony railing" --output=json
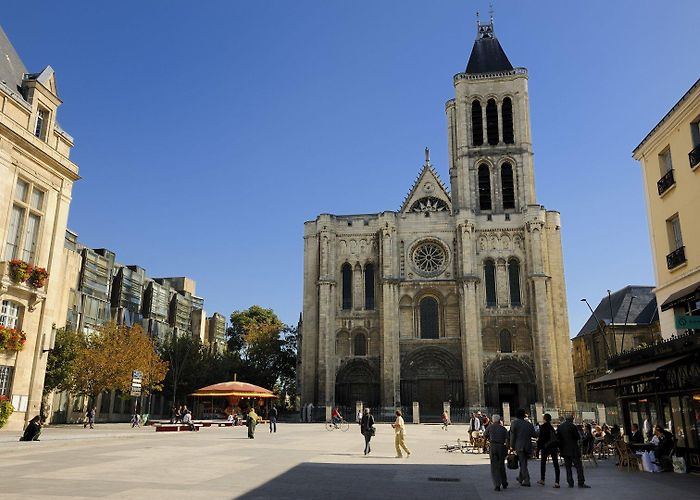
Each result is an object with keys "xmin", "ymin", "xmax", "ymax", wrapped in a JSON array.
[
  {"xmin": 657, "ymin": 169, "xmax": 675, "ymax": 195},
  {"xmin": 666, "ymin": 245, "xmax": 686, "ymax": 270},
  {"xmin": 689, "ymin": 145, "xmax": 700, "ymax": 168}
]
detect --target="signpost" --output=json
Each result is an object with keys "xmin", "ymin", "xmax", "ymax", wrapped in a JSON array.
[
  {"xmin": 675, "ymin": 315, "xmax": 700, "ymax": 330},
  {"xmin": 130, "ymin": 370, "xmax": 143, "ymax": 397}
]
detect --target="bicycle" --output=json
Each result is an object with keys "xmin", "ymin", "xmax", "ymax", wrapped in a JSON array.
[{"xmin": 325, "ymin": 418, "xmax": 350, "ymax": 432}]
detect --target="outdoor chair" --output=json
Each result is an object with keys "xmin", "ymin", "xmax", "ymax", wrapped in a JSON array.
[{"xmin": 615, "ymin": 441, "xmax": 640, "ymax": 472}]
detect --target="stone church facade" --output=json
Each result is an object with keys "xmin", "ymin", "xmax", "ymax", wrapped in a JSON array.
[{"xmin": 300, "ymin": 20, "xmax": 575, "ymax": 416}]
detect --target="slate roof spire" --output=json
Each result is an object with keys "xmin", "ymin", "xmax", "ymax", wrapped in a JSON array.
[{"xmin": 465, "ymin": 10, "xmax": 513, "ymax": 74}]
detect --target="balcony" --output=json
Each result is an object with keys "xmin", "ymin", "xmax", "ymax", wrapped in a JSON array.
[
  {"xmin": 657, "ymin": 169, "xmax": 675, "ymax": 195},
  {"xmin": 0, "ymin": 261, "xmax": 47, "ymax": 311},
  {"xmin": 689, "ymin": 145, "xmax": 700, "ymax": 168},
  {"xmin": 666, "ymin": 246, "xmax": 687, "ymax": 270}
]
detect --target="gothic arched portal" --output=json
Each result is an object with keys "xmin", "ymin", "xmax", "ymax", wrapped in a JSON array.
[
  {"xmin": 335, "ymin": 359, "xmax": 380, "ymax": 408},
  {"xmin": 483, "ymin": 357, "xmax": 537, "ymax": 411},
  {"xmin": 400, "ymin": 347, "xmax": 463, "ymax": 421}
]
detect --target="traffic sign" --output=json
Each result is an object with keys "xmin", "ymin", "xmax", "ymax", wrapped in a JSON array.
[
  {"xmin": 130, "ymin": 388, "xmax": 142, "ymax": 397},
  {"xmin": 675, "ymin": 315, "xmax": 700, "ymax": 329}
]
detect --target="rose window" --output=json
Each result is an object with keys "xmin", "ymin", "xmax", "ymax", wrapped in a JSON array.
[{"xmin": 412, "ymin": 242, "xmax": 447, "ymax": 274}]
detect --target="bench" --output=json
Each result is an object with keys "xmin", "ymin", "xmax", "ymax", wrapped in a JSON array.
[{"xmin": 154, "ymin": 424, "xmax": 202, "ymax": 432}]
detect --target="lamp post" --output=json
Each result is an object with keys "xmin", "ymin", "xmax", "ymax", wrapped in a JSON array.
[
  {"xmin": 581, "ymin": 298, "xmax": 611, "ymax": 358},
  {"xmin": 620, "ymin": 296, "xmax": 636, "ymax": 353},
  {"xmin": 607, "ymin": 290, "xmax": 617, "ymax": 355}
]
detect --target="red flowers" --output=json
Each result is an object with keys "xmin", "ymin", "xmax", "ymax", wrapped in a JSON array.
[
  {"xmin": 7, "ymin": 260, "xmax": 48, "ymax": 289},
  {"xmin": 0, "ymin": 326, "xmax": 27, "ymax": 352}
]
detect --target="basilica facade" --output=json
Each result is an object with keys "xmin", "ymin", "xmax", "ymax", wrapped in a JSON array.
[{"xmin": 300, "ymin": 20, "xmax": 575, "ymax": 416}]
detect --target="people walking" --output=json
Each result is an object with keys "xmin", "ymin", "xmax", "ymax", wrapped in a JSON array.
[
  {"xmin": 247, "ymin": 408, "xmax": 259, "ymax": 439},
  {"xmin": 509, "ymin": 408, "xmax": 536, "ymax": 487},
  {"xmin": 269, "ymin": 406, "xmax": 278, "ymax": 433},
  {"xmin": 360, "ymin": 408, "xmax": 375, "ymax": 455},
  {"xmin": 84, "ymin": 407, "xmax": 96, "ymax": 429},
  {"xmin": 484, "ymin": 414, "xmax": 509, "ymax": 492},
  {"xmin": 131, "ymin": 413, "xmax": 140, "ymax": 428},
  {"xmin": 556, "ymin": 414, "xmax": 590, "ymax": 488},
  {"xmin": 536, "ymin": 413, "xmax": 560, "ymax": 488},
  {"xmin": 441, "ymin": 410, "xmax": 450, "ymax": 430},
  {"xmin": 392, "ymin": 409, "xmax": 411, "ymax": 458}
]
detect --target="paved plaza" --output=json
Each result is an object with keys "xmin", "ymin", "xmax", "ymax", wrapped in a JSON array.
[{"xmin": 1, "ymin": 423, "xmax": 698, "ymax": 499}]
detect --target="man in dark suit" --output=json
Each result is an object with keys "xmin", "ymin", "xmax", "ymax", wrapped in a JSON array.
[
  {"xmin": 556, "ymin": 415, "xmax": 590, "ymax": 488},
  {"xmin": 509, "ymin": 408, "xmax": 536, "ymax": 487},
  {"xmin": 630, "ymin": 423, "xmax": 644, "ymax": 444}
]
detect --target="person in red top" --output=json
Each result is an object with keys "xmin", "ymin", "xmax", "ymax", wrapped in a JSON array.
[{"xmin": 331, "ymin": 407, "xmax": 342, "ymax": 427}]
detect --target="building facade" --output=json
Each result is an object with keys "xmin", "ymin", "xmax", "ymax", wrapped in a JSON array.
[
  {"xmin": 301, "ymin": 20, "xmax": 575, "ymax": 417},
  {"xmin": 206, "ymin": 312, "xmax": 227, "ymax": 353},
  {"xmin": 572, "ymin": 286, "xmax": 660, "ymax": 405},
  {"xmin": 633, "ymin": 78, "xmax": 700, "ymax": 336},
  {"xmin": 0, "ymin": 27, "xmax": 79, "ymax": 430}
]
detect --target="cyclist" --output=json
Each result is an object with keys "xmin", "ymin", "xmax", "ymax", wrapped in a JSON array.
[{"xmin": 331, "ymin": 407, "xmax": 343, "ymax": 428}]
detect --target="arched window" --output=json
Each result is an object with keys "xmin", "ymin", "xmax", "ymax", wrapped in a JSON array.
[
  {"xmin": 341, "ymin": 263, "xmax": 352, "ymax": 310},
  {"xmin": 419, "ymin": 296, "xmax": 439, "ymax": 339},
  {"xmin": 364, "ymin": 263, "xmax": 375, "ymax": 310},
  {"xmin": 499, "ymin": 330, "xmax": 513, "ymax": 353},
  {"xmin": 0, "ymin": 300, "xmax": 21, "ymax": 328},
  {"xmin": 501, "ymin": 162, "xmax": 515, "ymax": 210},
  {"xmin": 486, "ymin": 98, "xmax": 499, "ymax": 145},
  {"xmin": 478, "ymin": 164, "xmax": 492, "ymax": 211},
  {"xmin": 354, "ymin": 332, "xmax": 367, "ymax": 356},
  {"xmin": 502, "ymin": 97, "xmax": 514, "ymax": 144},
  {"xmin": 471, "ymin": 100, "xmax": 484, "ymax": 146},
  {"xmin": 508, "ymin": 258, "xmax": 521, "ymax": 306},
  {"xmin": 484, "ymin": 260, "xmax": 497, "ymax": 307}
]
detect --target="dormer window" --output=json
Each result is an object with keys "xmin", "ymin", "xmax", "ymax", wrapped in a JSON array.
[{"xmin": 34, "ymin": 108, "xmax": 48, "ymax": 140}]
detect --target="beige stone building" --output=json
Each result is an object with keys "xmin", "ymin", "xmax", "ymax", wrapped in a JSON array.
[
  {"xmin": 633, "ymin": 78, "xmax": 700, "ymax": 336},
  {"xmin": 300, "ymin": 20, "xmax": 575, "ymax": 416},
  {"xmin": 0, "ymin": 27, "xmax": 79, "ymax": 429},
  {"xmin": 206, "ymin": 312, "xmax": 227, "ymax": 353}
]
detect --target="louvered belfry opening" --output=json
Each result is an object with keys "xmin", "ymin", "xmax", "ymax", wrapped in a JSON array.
[
  {"xmin": 484, "ymin": 260, "xmax": 497, "ymax": 307},
  {"xmin": 486, "ymin": 98, "xmax": 499, "ymax": 145},
  {"xmin": 341, "ymin": 263, "xmax": 352, "ymax": 310},
  {"xmin": 502, "ymin": 97, "xmax": 514, "ymax": 144},
  {"xmin": 471, "ymin": 100, "xmax": 484, "ymax": 146},
  {"xmin": 364, "ymin": 263, "xmax": 375, "ymax": 310},
  {"xmin": 478, "ymin": 163, "xmax": 492, "ymax": 211},
  {"xmin": 501, "ymin": 162, "xmax": 515, "ymax": 210}
]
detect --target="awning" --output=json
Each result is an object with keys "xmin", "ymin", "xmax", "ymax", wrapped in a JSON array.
[
  {"xmin": 660, "ymin": 282, "xmax": 700, "ymax": 311},
  {"xmin": 190, "ymin": 381, "xmax": 276, "ymax": 398},
  {"xmin": 587, "ymin": 354, "xmax": 689, "ymax": 390}
]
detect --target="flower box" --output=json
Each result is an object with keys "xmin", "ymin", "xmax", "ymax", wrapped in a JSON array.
[
  {"xmin": 28, "ymin": 266, "xmax": 49, "ymax": 289},
  {"xmin": 0, "ymin": 326, "xmax": 27, "ymax": 352},
  {"xmin": 8, "ymin": 260, "xmax": 32, "ymax": 283}
]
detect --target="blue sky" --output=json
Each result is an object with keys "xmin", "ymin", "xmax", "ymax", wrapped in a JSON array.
[{"xmin": 4, "ymin": 1, "xmax": 698, "ymax": 334}]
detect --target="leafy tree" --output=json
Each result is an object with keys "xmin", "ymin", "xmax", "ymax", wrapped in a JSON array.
[
  {"xmin": 43, "ymin": 328, "xmax": 85, "ymax": 394},
  {"xmin": 158, "ymin": 334, "xmax": 203, "ymax": 405}
]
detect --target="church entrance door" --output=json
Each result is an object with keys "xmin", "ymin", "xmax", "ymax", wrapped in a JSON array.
[
  {"xmin": 484, "ymin": 358, "xmax": 536, "ymax": 411},
  {"xmin": 498, "ymin": 383, "xmax": 519, "ymax": 410},
  {"xmin": 335, "ymin": 360, "xmax": 379, "ymax": 408}
]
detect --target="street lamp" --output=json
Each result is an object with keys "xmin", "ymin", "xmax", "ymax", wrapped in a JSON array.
[
  {"xmin": 581, "ymin": 298, "xmax": 611, "ymax": 357},
  {"xmin": 620, "ymin": 296, "xmax": 636, "ymax": 353}
]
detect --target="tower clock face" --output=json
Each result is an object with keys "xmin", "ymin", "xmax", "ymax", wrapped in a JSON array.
[{"xmin": 411, "ymin": 240, "xmax": 448, "ymax": 277}]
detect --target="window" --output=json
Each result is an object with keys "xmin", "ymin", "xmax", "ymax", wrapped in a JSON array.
[
  {"xmin": 484, "ymin": 260, "xmax": 497, "ymax": 307},
  {"xmin": 34, "ymin": 108, "xmax": 47, "ymax": 139},
  {"xmin": 501, "ymin": 163, "xmax": 515, "ymax": 210},
  {"xmin": 341, "ymin": 263, "xmax": 352, "ymax": 310},
  {"xmin": 478, "ymin": 164, "xmax": 492, "ymax": 211},
  {"xmin": 4, "ymin": 179, "xmax": 45, "ymax": 262},
  {"xmin": 419, "ymin": 297, "xmax": 439, "ymax": 339},
  {"xmin": 667, "ymin": 215, "xmax": 683, "ymax": 251},
  {"xmin": 659, "ymin": 148, "xmax": 673, "ymax": 175},
  {"xmin": 691, "ymin": 120, "xmax": 700, "ymax": 147},
  {"xmin": 471, "ymin": 100, "xmax": 483, "ymax": 146},
  {"xmin": 364, "ymin": 263, "xmax": 375, "ymax": 310},
  {"xmin": 0, "ymin": 365, "xmax": 13, "ymax": 397},
  {"xmin": 354, "ymin": 333, "xmax": 367, "ymax": 356},
  {"xmin": 499, "ymin": 330, "xmax": 512, "ymax": 353},
  {"xmin": 502, "ymin": 97, "xmax": 514, "ymax": 144},
  {"xmin": 486, "ymin": 99, "xmax": 499, "ymax": 145},
  {"xmin": 508, "ymin": 258, "xmax": 521, "ymax": 306},
  {"xmin": 0, "ymin": 300, "xmax": 21, "ymax": 329}
]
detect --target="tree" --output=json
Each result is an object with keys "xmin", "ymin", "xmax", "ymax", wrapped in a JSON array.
[
  {"xmin": 43, "ymin": 328, "xmax": 85, "ymax": 394},
  {"xmin": 158, "ymin": 334, "xmax": 203, "ymax": 405}
]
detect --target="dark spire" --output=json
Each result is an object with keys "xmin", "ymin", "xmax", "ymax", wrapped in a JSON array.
[{"xmin": 465, "ymin": 13, "xmax": 513, "ymax": 74}]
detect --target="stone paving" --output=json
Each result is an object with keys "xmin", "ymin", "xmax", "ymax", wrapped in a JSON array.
[{"xmin": 0, "ymin": 422, "xmax": 698, "ymax": 499}]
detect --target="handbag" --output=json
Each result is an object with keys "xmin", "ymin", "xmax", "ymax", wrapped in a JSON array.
[
  {"xmin": 369, "ymin": 425, "xmax": 376, "ymax": 437},
  {"xmin": 506, "ymin": 453, "xmax": 519, "ymax": 470}
]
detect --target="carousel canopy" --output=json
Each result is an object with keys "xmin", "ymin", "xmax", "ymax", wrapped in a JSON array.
[{"xmin": 190, "ymin": 381, "xmax": 276, "ymax": 398}]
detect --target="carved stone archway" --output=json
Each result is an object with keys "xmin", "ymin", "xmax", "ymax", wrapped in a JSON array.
[
  {"xmin": 483, "ymin": 357, "xmax": 537, "ymax": 411},
  {"xmin": 335, "ymin": 359, "xmax": 379, "ymax": 408}
]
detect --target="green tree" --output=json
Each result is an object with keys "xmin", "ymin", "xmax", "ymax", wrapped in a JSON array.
[
  {"xmin": 158, "ymin": 334, "xmax": 203, "ymax": 405},
  {"xmin": 43, "ymin": 328, "xmax": 85, "ymax": 394}
]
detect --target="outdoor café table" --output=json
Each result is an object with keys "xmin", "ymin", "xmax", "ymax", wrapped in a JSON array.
[{"xmin": 629, "ymin": 443, "xmax": 655, "ymax": 453}]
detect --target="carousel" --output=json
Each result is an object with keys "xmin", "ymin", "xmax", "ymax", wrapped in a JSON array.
[{"xmin": 190, "ymin": 380, "xmax": 276, "ymax": 420}]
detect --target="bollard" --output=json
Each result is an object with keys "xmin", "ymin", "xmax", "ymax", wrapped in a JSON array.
[
  {"xmin": 535, "ymin": 402, "xmax": 544, "ymax": 424},
  {"xmin": 502, "ymin": 402, "xmax": 511, "ymax": 426},
  {"xmin": 355, "ymin": 401, "xmax": 363, "ymax": 422},
  {"xmin": 413, "ymin": 401, "xmax": 420, "ymax": 424},
  {"xmin": 325, "ymin": 405, "xmax": 332, "ymax": 423},
  {"xmin": 597, "ymin": 404, "xmax": 606, "ymax": 425}
]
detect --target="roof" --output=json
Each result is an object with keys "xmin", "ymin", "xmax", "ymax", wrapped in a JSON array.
[
  {"xmin": 0, "ymin": 25, "xmax": 27, "ymax": 98},
  {"xmin": 190, "ymin": 381, "xmax": 276, "ymax": 398},
  {"xmin": 576, "ymin": 285, "xmax": 658, "ymax": 338},
  {"xmin": 465, "ymin": 21, "xmax": 513, "ymax": 74},
  {"xmin": 587, "ymin": 354, "xmax": 688, "ymax": 389}
]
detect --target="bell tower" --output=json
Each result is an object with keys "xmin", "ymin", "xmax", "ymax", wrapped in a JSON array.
[{"xmin": 446, "ymin": 15, "xmax": 536, "ymax": 215}]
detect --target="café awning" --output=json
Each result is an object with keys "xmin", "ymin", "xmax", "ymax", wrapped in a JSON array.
[
  {"xmin": 587, "ymin": 355, "xmax": 689, "ymax": 390},
  {"xmin": 190, "ymin": 381, "xmax": 276, "ymax": 398},
  {"xmin": 660, "ymin": 282, "xmax": 700, "ymax": 311}
]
